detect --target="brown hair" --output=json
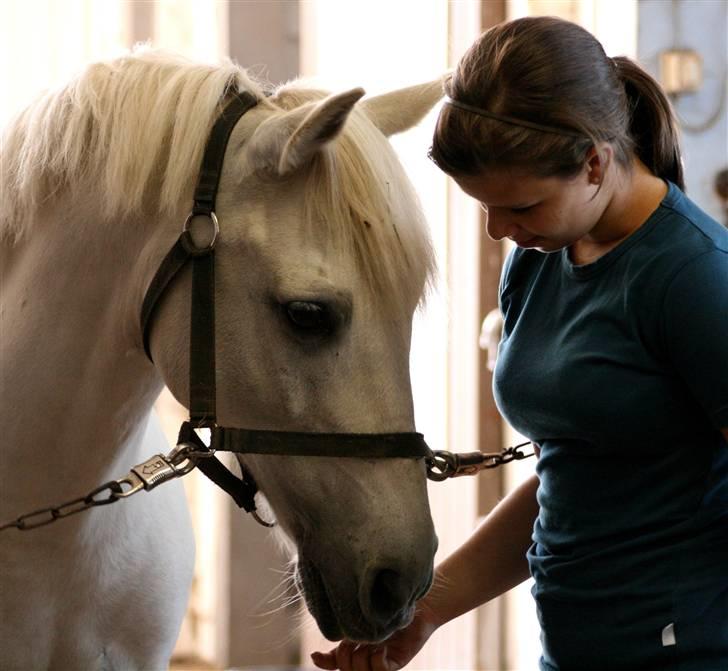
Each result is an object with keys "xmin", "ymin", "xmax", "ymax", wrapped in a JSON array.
[{"xmin": 429, "ymin": 17, "xmax": 684, "ymax": 190}]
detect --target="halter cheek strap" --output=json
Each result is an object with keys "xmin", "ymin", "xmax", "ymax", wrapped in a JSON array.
[
  {"xmin": 141, "ymin": 91, "xmax": 265, "ymax": 514},
  {"xmin": 140, "ymin": 90, "xmax": 258, "ymax": 381}
]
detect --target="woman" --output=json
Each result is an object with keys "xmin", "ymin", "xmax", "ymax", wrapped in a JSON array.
[{"xmin": 312, "ymin": 16, "xmax": 728, "ymax": 671}]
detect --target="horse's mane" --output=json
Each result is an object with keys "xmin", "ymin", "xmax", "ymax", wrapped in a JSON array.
[
  {"xmin": 0, "ymin": 48, "xmax": 263, "ymax": 239},
  {"xmin": 0, "ymin": 49, "xmax": 434, "ymax": 306}
]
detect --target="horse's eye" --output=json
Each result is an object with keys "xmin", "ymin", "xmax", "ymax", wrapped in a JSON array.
[{"xmin": 285, "ymin": 301, "xmax": 331, "ymax": 332}]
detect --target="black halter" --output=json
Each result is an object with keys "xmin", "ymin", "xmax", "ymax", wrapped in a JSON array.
[{"xmin": 139, "ymin": 91, "xmax": 432, "ymax": 522}]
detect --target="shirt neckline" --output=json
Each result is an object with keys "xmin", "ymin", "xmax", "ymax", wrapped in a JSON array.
[{"xmin": 561, "ymin": 181, "xmax": 679, "ymax": 280}]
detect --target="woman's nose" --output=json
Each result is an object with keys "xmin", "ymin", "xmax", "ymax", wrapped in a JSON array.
[{"xmin": 484, "ymin": 208, "xmax": 519, "ymax": 241}]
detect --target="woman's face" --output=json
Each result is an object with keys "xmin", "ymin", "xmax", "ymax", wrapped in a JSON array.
[{"xmin": 454, "ymin": 164, "xmax": 608, "ymax": 253}]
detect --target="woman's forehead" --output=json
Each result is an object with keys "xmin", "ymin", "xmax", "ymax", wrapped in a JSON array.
[{"xmin": 455, "ymin": 169, "xmax": 560, "ymax": 206}]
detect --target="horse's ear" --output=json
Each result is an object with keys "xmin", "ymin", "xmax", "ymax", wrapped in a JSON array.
[
  {"xmin": 360, "ymin": 78, "xmax": 446, "ymax": 137},
  {"xmin": 245, "ymin": 88, "xmax": 365, "ymax": 177},
  {"xmin": 277, "ymin": 88, "xmax": 365, "ymax": 175}
]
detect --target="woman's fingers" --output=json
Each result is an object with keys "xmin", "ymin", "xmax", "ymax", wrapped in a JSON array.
[
  {"xmin": 351, "ymin": 644, "xmax": 377, "ymax": 671},
  {"xmin": 310, "ymin": 640, "xmax": 356, "ymax": 671},
  {"xmin": 311, "ymin": 641, "xmax": 396, "ymax": 671},
  {"xmin": 371, "ymin": 646, "xmax": 397, "ymax": 671},
  {"xmin": 311, "ymin": 649, "xmax": 339, "ymax": 670},
  {"xmin": 311, "ymin": 606, "xmax": 435, "ymax": 671},
  {"xmin": 340, "ymin": 640, "xmax": 360, "ymax": 670}
]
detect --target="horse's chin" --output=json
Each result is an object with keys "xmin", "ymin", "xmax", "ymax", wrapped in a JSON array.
[
  {"xmin": 295, "ymin": 558, "xmax": 415, "ymax": 644},
  {"xmin": 295, "ymin": 559, "xmax": 343, "ymax": 641}
]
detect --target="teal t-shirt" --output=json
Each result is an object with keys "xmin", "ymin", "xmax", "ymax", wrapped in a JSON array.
[{"xmin": 494, "ymin": 182, "xmax": 728, "ymax": 671}]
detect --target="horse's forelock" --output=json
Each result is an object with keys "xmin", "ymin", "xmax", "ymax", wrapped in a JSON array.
[{"xmin": 273, "ymin": 87, "xmax": 435, "ymax": 314}]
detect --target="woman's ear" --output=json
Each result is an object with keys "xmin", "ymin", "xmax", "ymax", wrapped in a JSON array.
[{"xmin": 586, "ymin": 144, "xmax": 613, "ymax": 185}]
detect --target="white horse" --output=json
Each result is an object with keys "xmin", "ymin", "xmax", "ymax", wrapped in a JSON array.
[{"xmin": 0, "ymin": 50, "xmax": 443, "ymax": 669}]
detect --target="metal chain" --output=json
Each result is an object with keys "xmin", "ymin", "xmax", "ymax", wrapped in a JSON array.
[
  {"xmin": 0, "ymin": 441, "xmax": 215, "ymax": 532},
  {"xmin": 426, "ymin": 441, "xmax": 535, "ymax": 481},
  {"xmin": 0, "ymin": 481, "xmax": 123, "ymax": 532}
]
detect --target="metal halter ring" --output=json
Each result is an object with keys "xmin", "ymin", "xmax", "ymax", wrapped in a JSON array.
[{"xmin": 182, "ymin": 211, "xmax": 219, "ymax": 254}]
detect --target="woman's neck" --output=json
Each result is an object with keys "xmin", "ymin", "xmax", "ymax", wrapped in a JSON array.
[{"xmin": 570, "ymin": 159, "xmax": 668, "ymax": 265}]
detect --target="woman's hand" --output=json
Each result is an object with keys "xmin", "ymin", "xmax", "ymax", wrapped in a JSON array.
[
  {"xmin": 310, "ymin": 600, "xmax": 441, "ymax": 671},
  {"xmin": 311, "ymin": 473, "xmax": 540, "ymax": 670}
]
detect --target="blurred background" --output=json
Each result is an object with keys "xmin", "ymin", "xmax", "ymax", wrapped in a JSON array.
[{"xmin": 1, "ymin": 1, "xmax": 725, "ymax": 669}]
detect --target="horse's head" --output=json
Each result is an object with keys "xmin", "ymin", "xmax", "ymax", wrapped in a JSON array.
[{"xmin": 148, "ymin": 78, "xmax": 443, "ymax": 642}]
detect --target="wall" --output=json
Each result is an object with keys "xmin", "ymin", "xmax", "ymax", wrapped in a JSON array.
[
  {"xmin": 638, "ymin": 0, "xmax": 728, "ymax": 220},
  {"xmin": 228, "ymin": 0, "xmax": 299, "ymax": 87},
  {"xmin": 0, "ymin": 0, "xmax": 130, "ymax": 128},
  {"xmin": 225, "ymin": 3, "xmax": 304, "ymax": 668}
]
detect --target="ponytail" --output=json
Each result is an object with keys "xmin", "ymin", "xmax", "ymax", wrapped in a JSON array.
[
  {"xmin": 431, "ymin": 18, "xmax": 686, "ymax": 191},
  {"xmin": 613, "ymin": 56, "xmax": 685, "ymax": 191}
]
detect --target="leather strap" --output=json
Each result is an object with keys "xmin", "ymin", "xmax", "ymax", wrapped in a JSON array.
[
  {"xmin": 139, "ymin": 91, "xmax": 264, "ymax": 509},
  {"xmin": 211, "ymin": 426, "xmax": 432, "ymax": 459},
  {"xmin": 193, "ymin": 91, "xmax": 259, "ymax": 216},
  {"xmin": 178, "ymin": 422, "xmax": 258, "ymax": 512},
  {"xmin": 140, "ymin": 91, "xmax": 258, "ymax": 364},
  {"xmin": 186, "ymin": 92, "xmax": 258, "ymax": 425},
  {"xmin": 189, "ymin": 249, "xmax": 216, "ymax": 424},
  {"xmin": 193, "ymin": 423, "xmax": 431, "ymax": 514},
  {"xmin": 140, "ymin": 234, "xmax": 194, "ymax": 359},
  {"xmin": 186, "ymin": 92, "xmax": 257, "ymax": 423}
]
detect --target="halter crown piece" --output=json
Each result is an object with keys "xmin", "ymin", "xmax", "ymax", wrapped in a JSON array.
[{"xmin": 445, "ymin": 97, "xmax": 585, "ymax": 138}]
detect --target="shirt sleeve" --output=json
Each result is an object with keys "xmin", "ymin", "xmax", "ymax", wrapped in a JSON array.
[{"xmin": 661, "ymin": 248, "xmax": 728, "ymax": 428}]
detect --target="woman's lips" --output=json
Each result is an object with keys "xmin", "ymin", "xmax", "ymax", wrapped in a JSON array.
[{"xmin": 510, "ymin": 236, "xmax": 540, "ymax": 247}]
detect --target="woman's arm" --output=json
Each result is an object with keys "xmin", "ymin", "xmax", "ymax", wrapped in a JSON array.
[
  {"xmin": 312, "ymin": 471, "xmax": 540, "ymax": 671},
  {"xmin": 424, "ymin": 471, "xmax": 539, "ymax": 627}
]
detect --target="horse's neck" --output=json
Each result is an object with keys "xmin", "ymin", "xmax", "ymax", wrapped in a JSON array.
[{"xmin": 0, "ymin": 205, "xmax": 164, "ymax": 512}]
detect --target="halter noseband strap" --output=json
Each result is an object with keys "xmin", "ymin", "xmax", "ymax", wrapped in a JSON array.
[
  {"xmin": 211, "ymin": 427, "xmax": 431, "ymax": 459},
  {"xmin": 139, "ymin": 90, "xmax": 434, "ymax": 522}
]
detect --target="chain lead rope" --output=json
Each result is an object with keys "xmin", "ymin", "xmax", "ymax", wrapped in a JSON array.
[
  {"xmin": 0, "ymin": 441, "xmax": 535, "ymax": 532},
  {"xmin": 0, "ymin": 441, "xmax": 214, "ymax": 532},
  {"xmin": 425, "ymin": 441, "xmax": 535, "ymax": 481}
]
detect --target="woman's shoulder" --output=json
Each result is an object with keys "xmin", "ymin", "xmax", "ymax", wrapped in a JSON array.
[
  {"xmin": 622, "ymin": 182, "xmax": 727, "ymax": 294},
  {"xmin": 657, "ymin": 182, "xmax": 728, "ymax": 254}
]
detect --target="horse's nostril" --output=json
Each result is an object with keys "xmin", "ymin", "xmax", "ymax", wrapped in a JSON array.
[{"xmin": 368, "ymin": 568, "xmax": 408, "ymax": 624}]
